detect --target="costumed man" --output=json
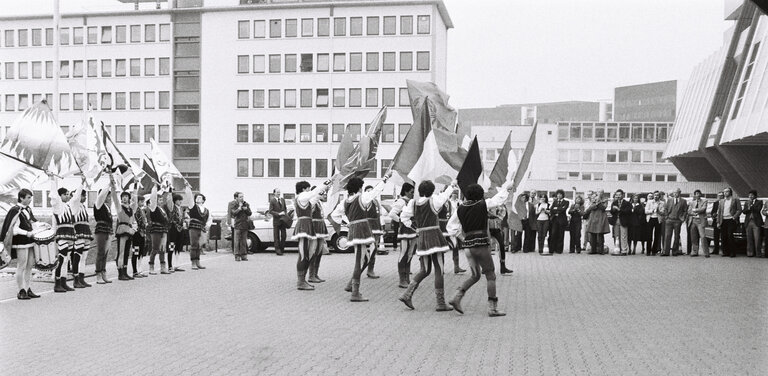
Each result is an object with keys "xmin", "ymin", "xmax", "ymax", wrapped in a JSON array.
[
  {"xmin": 293, "ymin": 180, "xmax": 331, "ymax": 290},
  {"xmin": 188, "ymin": 193, "xmax": 212, "ymax": 270},
  {"xmin": 446, "ymin": 181, "xmax": 512, "ymax": 317},
  {"xmin": 440, "ymin": 188, "xmax": 465, "ymax": 274},
  {"xmin": 165, "ymin": 191, "xmax": 186, "ymax": 273},
  {"xmin": 331, "ymin": 173, "xmax": 391, "ymax": 302},
  {"xmin": 489, "ymin": 204, "xmax": 513, "ymax": 274},
  {"xmin": 93, "ymin": 174, "xmax": 117, "ymax": 284},
  {"xmin": 131, "ymin": 195, "xmax": 149, "ymax": 277},
  {"xmin": 365, "ymin": 185, "xmax": 382, "ymax": 279},
  {"xmin": 1, "ymin": 189, "xmax": 42, "ymax": 300},
  {"xmin": 398, "ymin": 180, "xmax": 457, "ymax": 312},
  {"xmin": 390, "ymin": 183, "xmax": 415, "ymax": 288},
  {"xmin": 148, "ymin": 184, "xmax": 171, "ymax": 274},
  {"xmin": 50, "ymin": 175, "xmax": 85, "ymax": 291},
  {"xmin": 72, "ymin": 185, "xmax": 93, "ymax": 286},
  {"xmin": 115, "ymin": 183, "xmax": 138, "ymax": 281},
  {"xmin": 308, "ymin": 187, "xmax": 329, "ymax": 284}
]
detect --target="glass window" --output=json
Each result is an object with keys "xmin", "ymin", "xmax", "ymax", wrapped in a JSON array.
[
  {"xmin": 582, "ymin": 123, "xmax": 593, "ymax": 141},
  {"xmin": 299, "ymin": 159, "xmax": 313, "ymax": 177},
  {"xmin": 46, "ymin": 61, "xmax": 53, "ymax": 78},
  {"xmin": 382, "ymin": 123, "xmax": 395, "ymax": 142},
  {"xmin": 399, "ymin": 88, "xmax": 410, "ymax": 106},
  {"xmin": 101, "ymin": 59, "xmax": 111, "ymax": 77},
  {"xmin": 18, "ymin": 62, "xmax": 28, "ymax": 79},
  {"xmin": 59, "ymin": 61, "xmax": 69, "ymax": 78},
  {"xmin": 87, "ymin": 26, "xmax": 97, "ymax": 44},
  {"xmin": 285, "ymin": 19, "xmax": 297, "ymax": 37},
  {"xmin": 144, "ymin": 125, "xmax": 155, "ymax": 143},
  {"xmin": 347, "ymin": 124, "xmax": 362, "ymax": 142},
  {"xmin": 300, "ymin": 89, "xmax": 312, "ymax": 107},
  {"xmin": 158, "ymin": 125, "xmax": 169, "ymax": 143},
  {"xmin": 642, "ymin": 150, "xmax": 653, "ymax": 163},
  {"xmin": 318, "ymin": 18, "xmax": 330, "ymax": 36},
  {"xmin": 618, "ymin": 151, "xmax": 628, "ymax": 163},
  {"xmin": 606, "ymin": 123, "xmax": 617, "ymax": 142},
  {"xmin": 631, "ymin": 150, "xmax": 641, "ymax": 163},
  {"xmin": 316, "ymin": 159, "xmax": 328, "ymax": 178},
  {"xmin": 59, "ymin": 94, "xmax": 70, "ymax": 111},
  {"xmin": 618, "ymin": 174, "xmax": 628, "ymax": 181},
  {"xmin": 333, "ymin": 53, "xmax": 345, "ymax": 71},
  {"xmin": 631, "ymin": 123, "xmax": 643, "ymax": 142},
  {"xmin": 4, "ymin": 30, "xmax": 13, "ymax": 47},
  {"xmin": 383, "ymin": 52, "xmax": 396, "ymax": 71},
  {"xmin": 606, "ymin": 151, "xmax": 617, "ymax": 163},
  {"xmin": 268, "ymin": 90, "xmax": 280, "ymax": 108},
  {"xmin": 333, "ymin": 89, "xmax": 345, "ymax": 107},
  {"xmin": 281, "ymin": 54, "xmax": 295, "ymax": 72},
  {"xmin": 332, "ymin": 124, "xmax": 345, "ymax": 142},
  {"xmin": 401, "ymin": 16, "xmax": 413, "ymax": 34},
  {"xmin": 269, "ymin": 54, "xmax": 281, "ymax": 73},
  {"xmin": 656, "ymin": 151, "xmax": 665, "ymax": 163},
  {"xmin": 237, "ymin": 124, "xmax": 249, "ymax": 142},
  {"xmin": 130, "ymin": 92, "xmax": 140, "ymax": 109},
  {"xmin": 568, "ymin": 150, "xmax": 579, "ymax": 162},
  {"xmin": 129, "ymin": 125, "xmax": 140, "ymax": 143},
  {"xmin": 366, "ymin": 52, "xmax": 379, "ymax": 71},
  {"xmin": 350, "ymin": 53, "xmax": 362, "ymax": 71},
  {"xmin": 251, "ymin": 159, "xmax": 264, "ymax": 177},
  {"xmin": 349, "ymin": 88, "xmax": 362, "ymax": 107},
  {"xmin": 334, "ymin": 17, "xmax": 346, "ymax": 36},
  {"xmin": 68, "ymin": 27, "xmax": 81, "ymax": 45},
  {"xmin": 130, "ymin": 25, "xmax": 140, "ymax": 42},
  {"xmin": 657, "ymin": 125, "xmax": 668, "ymax": 142},
  {"xmin": 237, "ymin": 55, "xmax": 249, "ymax": 73},
  {"xmin": 569, "ymin": 123, "xmax": 581, "ymax": 140},
  {"xmin": 101, "ymin": 26, "xmax": 112, "ymax": 43},
  {"xmin": 268, "ymin": 124, "xmax": 280, "ymax": 142},
  {"xmin": 382, "ymin": 88, "xmax": 395, "ymax": 107},
  {"xmin": 316, "ymin": 89, "xmax": 328, "ymax": 107},
  {"xmin": 144, "ymin": 58, "xmax": 155, "ymax": 76},
  {"xmin": 270, "ymin": 19, "xmax": 281, "ymax": 38},
  {"xmin": 73, "ymin": 93, "xmax": 83, "ymax": 110},
  {"xmin": 144, "ymin": 92, "xmax": 155, "ymax": 109},
  {"xmin": 301, "ymin": 18, "xmax": 313, "ymax": 37},
  {"xmin": 32, "ymin": 28, "xmax": 42, "ymax": 46},
  {"xmin": 398, "ymin": 123, "xmax": 411, "ymax": 142},
  {"xmin": 18, "ymin": 29, "xmax": 28, "ymax": 46},
  {"xmin": 284, "ymin": 159, "xmax": 296, "ymax": 177},
  {"xmin": 366, "ymin": 88, "xmax": 378, "ymax": 107},
  {"xmin": 268, "ymin": 159, "xmax": 280, "ymax": 177},
  {"xmin": 350, "ymin": 17, "xmax": 363, "ymax": 36},
  {"xmin": 667, "ymin": 174, "xmax": 677, "ymax": 182},
  {"xmin": 114, "ymin": 59, "xmax": 125, "ymax": 76},
  {"xmin": 112, "ymin": 25, "xmax": 125, "ymax": 43},
  {"xmin": 400, "ymin": 51, "xmax": 413, "ymax": 70},
  {"xmin": 253, "ymin": 54, "xmax": 265, "ymax": 73},
  {"xmin": 317, "ymin": 53, "xmax": 329, "ymax": 72},
  {"xmin": 5, "ymin": 95, "xmax": 14, "ymax": 111},
  {"xmin": 619, "ymin": 123, "xmax": 630, "ymax": 142},
  {"xmin": 383, "ymin": 16, "xmax": 396, "ymax": 35},
  {"xmin": 115, "ymin": 125, "xmax": 126, "ymax": 143},
  {"xmin": 582, "ymin": 150, "xmax": 592, "ymax": 162},
  {"xmin": 59, "ymin": 28, "xmax": 69, "ymax": 45},
  {"xmin": 643, "ymin": 124, "xmax": 655, "ymax": 142},
  {"xmin": 316, "ymin": 124, "xmax": 328, "ymax": 142},
  {"xmin": 252, "ymin": 90, "xmax": 264, "ymax": 108},
  {"xmin": 237, "ymin": 159, "xmax": 248, "ymax": 177},
  {"xmin": 594, "ymin": 123, "xmax": 605, "ymax": 141},
  {"xmin": 253, "ymin": 20, "xmax": 265, "ymax": 38},
  {"xmin": 284, "ymin": 89, "xmax": 296, "ymax": 108},
  {"xmin": 367, "ymin": 17, "xmax": 379, "ymax": 35},
  {"xmin": 159, "ymin": 58, "xmax": 169, "ymax": 75},
  {"xmin": 158, "ymin": 91, "xmax": 169, "ymax": 109},
  {"xmin": 416, "ymin": 51, "xmax": 430, "ymax": 70},
  {"xmin": 115, "ymin": 92, "xmax": 126, "ymax": 110},
  {"xmin": 158, "ymin": 24, "xmax": 170, "ymax": 41},
  {"xmin": 101, "ymin": 93, "xmax": 112, "ymax": 110},
  {"xmin": 252, "ymin": 124, "xmax": 264, "ymax": 142},
  {"xmin": 145, "ymin": 25, "xmax": 156, "ymax": 42},
  {"xmin": 300, "ymin": 54, "xmax": 313, "ymax": 72},
  {"xmin": 4, "ymin": 62, "xmax": 14, "ymax": 79},
  {"xmin": 237, "ymin": 90, "xmax": 249, "ymax": 108},
  {"xmin": 299, "ymin": 124, "xmax": 312, "ymax": 142},
  {"xmin": 129, "ymin": 58, "xmax": 140, "ymax": 76},
  {"xmin": 417, "ymin": 15, "xmax": 430, "ymax": 34}
]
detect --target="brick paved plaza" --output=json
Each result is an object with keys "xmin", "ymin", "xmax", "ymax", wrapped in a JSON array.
[{"xmin": 1, "ymin": 248, "xmax": 767, "ymax": 376}]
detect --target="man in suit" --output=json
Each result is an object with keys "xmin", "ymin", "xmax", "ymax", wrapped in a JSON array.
[
  {"xmin": 762, "ymin": 200, "xmax": 768, "ymax": 258},
  {"xmin": 226, "ymin": 193, "xmax": 238, "ymax": 253},
  {"xmin": 662, "ymin": 188, "xmax": 688, "ymax": 256},
  {"xmin": 548, "ymin": 189, "xmax": 570, "ymax": 254},
  {"xmin": 710, "ymin": 192, "xmax": 722, "ymax": 255},
  {"xmin": 229, "ymin": 191, "xmax": 252, "ymax": 261},
  {"xmin": 718, "ymin": 187, "xmax": 741, "ymax": 258},
  {"xmin": 688, "ymin": 189, "xmax": 709, "ymax": 257},
  {"xmin": 505, "ymin": 196, "xmax": 523, "ymax": 253},
  {"xmin": 516, "ymin": 192, "xmax": 537, "ymax": 253},
  {"xmin": 743, "ymin": 189, "xmax": 763, "ymax": 257},
  {"xmin": 268, "ymin": 188, "xmax": 288, "ymax": 256},
  {"xmin": 610, "ymin": 189, "xmax": 632, "ymax": 256}
]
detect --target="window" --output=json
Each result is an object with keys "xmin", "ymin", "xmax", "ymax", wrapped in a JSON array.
[
  {"xmin": 568, "ymin": 150, "xmax": 579, "ymax": 162},
  {"xmin": 333, "ymin": 53, "xmax": 345, "ymax": 71},
  {"xmin": 159, "ymin": 24, "xmax": 170, "ymax": 41},
  {"xmin": 334, "ymin": 17, "xmax": 346, "ymax": 36},
  {"xmin": 300, "ymin": 159, "xmax": 312, "ymax": 177},
  {"xmin": 130, "ymin": 25, "xmax": 141, "ymax": 42},
  {"xmin": 732, "ymin": 42, "xmax": 761, "ymax": 119},
  {"xmin": 400, "ymin": 52, "xmax": 413, "ymax": 70},
  {"xmin": 642, "ymin": 174, "xmax": 653, "ymax": 182},
  {"xmin": 383, "ymin": 52, "xmax": 396, "ymax": 71},
  {"xmin": 570, "ymin": 123, "xmax": 581, "ymax": 140},
  {"xmin": 284, "ymin": 89, "xmax": 296, "ymax": 108},
  {"xmin": 367, "ymin": 16, "xmax": 379, "ymax": 35},
  {"xmin": 269, "ymin": 54, "xmax": 281, "ymax": 73},
  {"xmin": 5, "ymin": 95, "xmax": 14, "ymax": 111},
  {"xmin": 399, "ymin": 88, "xmax": 410, "ymax": 106},
  {"xmin": 398, "ymin": 123, "xmax": 411, "ymax": 142},
  {"xmin": 252, "ymin": 124, "xmax": 264, "ymax": 142},
  {"xmin": 606, "ymin": 123, "xmax": 618, "ymax": 142},
  {"xmin": 253, "ymin": 54, "xmax": 265, "ymax": 73},
  {"xmin": 667, "ymin": 174, "xmax": 677, "ymax": 182},
  {"xmin": 316, "ymin": 89, "xmax": 328, "ymax": 107},
  {"xmin": 237, "ymin": 159, "xmax": 248, "ymax": 177},
  {"xmin": 594, "ymin": 124, "xmax": 606, "ymax": 141},
  {"xmin": 115, "ymin": 92, "xmax": 126, "ymax": 110},
  {"xmin": 238, "ymin": 20, "xmax": 250, "ymax": 39},
  {"xmin": 349, "ymin": 88, "xmax": 362, "ymax": 107},
  {"xmin": 101, "ymin": 26, "xmax": 112, "ymax": 43},
  {"xmin": 656, "ymin": 125, "xmax": 668, "ymax": 142},
  {"xmin": 268, "ymin": 159, "xmax": 280, "ymax": 177},
  {"xmin": 270, "ymin": 19, "xmax": 281, "ymax": 38},
  {"xmin": 59, "ymin": 61, "xmax": 69, "ymax": 78},
  {"xmin": 300, "ymin": 54, "xmax": 313, "ymax": 72},
  {"xmin": 284, "ymin": 159, "xmax": 296, "ymax": 177},
  {"xmin": 144, "ymin": 58, "xmax": 155, "ymax": 76},
  {"xmin": 383, "ymin": 16, "xmax": 396, "ymax": 35},
  {"xmin": 631, "ymin": 150, "xmax": 641, "ymax": 163},
  {"xmin": 642, "ymin": 150, "xmax": 653, "ymax": 163},
  {"xmin": 300, "ymin": 89, "xmax": 312, "ymax": 107},
  {"xmin": 101, "ymin": 59, "xmax": 112, "ymax": 77},
  {"xmin": 130, "ymin": 59, "xmax": 140, "ymax": 76},
  {"xmin": 252, "ymin": 90, "xmax": 264, "ymax": 108},
  {"xmin": 144, "ymin": 125, "xmax": 155, "ymax": 143},
  {"xmin": 115, "ymin": 125, "xmax": 126, "ymax": 143},
  {"xmin": 350, "ymin": 17, "xmax": 363, "ymax": 36},
  {"xmin": 366, "ymin": 52, "xmax": 379, "ymax": 71},
  {"xmin": 268, "ymin": 90, "xmax": 280, "ymax": 108},
  {"xmin": 144, "ymin": 92, "xmax": 155, "ymax": 109},
  {"xmin": 298, "ymin": 124, "xmax": 312, "ymax": 143},
  {"xmin": 558, "ymin": 124, "xmax": 569, "ymax": 141},
  {"xmin": 350, "ymin": 53, "xmax": 362, "ymax": 71},
  {"xmin": 644, "ymin": 124, "xmax": 655, "ymax": 142},
  {"xmin": 158, "ymin": 92, "xmax": 169, "ymax": 109},
  {"xmin": 130, "ymin": 92, "xmax": 140, "ymax": 109},
  {"xmin": 237, "ymin": 55, "xmax": 249, "ymax": 73},
  {"xmin": 401, "ymin": 16, "xmax": 413, "ymax": 34},
  {"xmin": 158, "ymin": 125, "xmax": 170, "ymax": 143},
  {"xmin": 582, "ymin": 150, "xmax": 592, "ymax": 162},
  {"xmin": 606, "ymin": 151, "xmax": 617, "ymax": 163},
  {"xmin": 381, "ymin": 88, "xmax": 395, "ymax": 107},
  {"xmin": 19, "ymin": 29, "xmax": 28, "ymax": 46},
  {"xmin": 237, "ymin": 90, "xmax": 249, "ymax": 108},
  {"xmin": 656, "ymin": 151, "xmax": 665, "ymax": 163},
  {"xmin": 115, "ymin": 59, "xmax": 125, "ymax": 76},
  {"xmin": 59, "ymin": 94, "xmax": 70, "ymax": 111},
  {"xmin": 366, "ymin": 88, "xmax": 378, "ymax": 107},
  {"xmin": 237, "ymin": 124, "xmax": 249, "ymax": 142},
  {"xmin": 129, "ymin": 125, "xmax": 140, "ymax": 143},
  {"xmin": 285, "ymin": 54, "xmax": 297, "ymax": 72},
  {"xmin": 145, "ymin": 25, "xmax": 156, "ymax": 42},
  {"xmin": 19, "ymin": 62, "xmax": 28, "ymax": 79},
  {"xmin": 332, "ymin": 124, "xmax": 345, "ymax": 142},
  {"xmin": 87, "ymin": 27, "xmax": 97, "ymax": 44},
  {"xmin": 101, "ymin": 93, "xmax": 112, "ymax": 110},
  {"xmin": 4, "ymin": 62, "xmax": 13, "ymax": 79},
  {"xmin": 73, "ymin": 94, "xmax": 83, "ymax": 110},
  {"xmin": 655, "ymin": 174, "xmax": 665, "ymax": 182},
  {"xmin": 253, "ymin": 20, "xmax": 265, "ymax": 38},
  {"xmin": 333, "ymin": 89, "xmax": 345, "ymax": 107},
  {"xmin": 619, "ymin": 123, "xmax": 630, "ymax": 142},
  {"xmin": 382, "ymin": 123, "xmax": 395, "ymax": 142},
  {"xmin": 618, "ymin": 174, "xmax": 628, "ymax": 181},
  {"xmin": 316, "ymin": 124, "xmax": 328, "ymax": 142},
  {"xmin": 618, "ymin": 151, "xmax": 628, "ymax": 163},
  {"xmin": 417, "ymin": 15, "xmax": 430, "ymax": 34},
  {"xmin": 347, "ymin": 124, "xmax": 362, "ymax": 142},
  {"xmin": 317, "ymin": 54, "xmax": 329, "ymax": 72},
  {"xmin": 301, "ymin": 18, "xmax": 313, "ymax": 37},
  {"xmin": 318, "ymin": 18, "xmax": 330, "ymax": 36},
  {"xmin": 416, "ymin": 51, "xmax": 430, "ymax": 70},
  {"xmin": 116, "ymin": 25, "xmax": 126, "ymax": 43},
  {"xmin": 315, "ymin": 159, "xmax": 328, "ymax": 178},
  {"xmin": 268, "ymin": 124, "xmax": 280, "ymax": 142},
  {"xmin": 32, "ymin": 28, "xmax": 42, "ymax": 46},
  {"xmin": 59, "ymin": 28, "xmax": 69, "ymax": 45},
  {"xmin": 4, "ymin": 30, "xmax": 13, "ymax": 46},
  {"xmin": 252, "ymin": 159, "xmax": 264, "ymax": 177}
]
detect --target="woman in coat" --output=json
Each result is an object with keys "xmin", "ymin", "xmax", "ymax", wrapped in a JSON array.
[
  {"xmin": 568, "ymin": 195, "xmax": 585, "ymax": 253},
  {"xmin": 584, "ymin": 190, "xmax": 610, "ymax": 254},
  {"xmin": 628, "ymin": 194, "xmax": 648, "ymax": 255}
]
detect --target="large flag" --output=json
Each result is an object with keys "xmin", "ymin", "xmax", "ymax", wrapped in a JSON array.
[
  {"xmin": 0, "ymin": 153, "xmax": 43, "ymax": 211},
  {"xmin": 489, "ymin": 131, "xmax": 517, "ymax": 189},
  {"xmin": 511, "ymin": 121, "xmax": 538, "ymax": 191},
  {"xmin": 332, "ymin": 106, "xmax": 387, "ymax": 191},
  {"xmin": 102, "ymin": 125, "xmax": 144, "ymax": 190},
  {"xmin": 65, "ymin": 110, "xmax": 106, "ymax": 181},
  {"xmin": 149, "ymin": 139, "xmax": 194, "ymax": 206},
  {"xmin": 137, "ymin": 155, "xmax": 159, "ymax": 196},
  {"xmin": 456, "ymin": 137, "xmax": 484, "ymax": 194}
]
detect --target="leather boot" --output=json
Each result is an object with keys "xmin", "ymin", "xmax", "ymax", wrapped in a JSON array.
[
  {"xmin": 126, "ymin": 268, "xmax": 134, "ymax": 280},
  {"xmin": 54, "ymin": 277, "xmax": 67, "ymax": 292},
  {"xmin": 297, "ymin": 271, "xmax": 315, "ymax": 290},
  {"xmin": 17, "ymin": 289, "xmax": 30, "ymax": 300},
  {"xmin": 149, "ymin": 263, "xmax": 157, "ymax": 275},
  {"xmin": 398, "ymin": 281, "xmax": 419, "ymax": 309},
  {"xmin": 191, "ymin": 259, "xmax": 199, "ymax": 270},
  {"xmin": 398, "ymin": 272, "xmax": 409, "ymax": 288},
  {"xmin": 307, "ymin": 262, "xmax": 324, "ymax": 283},
  {"xmin": 453, "ymin": 257, "xmax": 466, "ymax": 274},
  {"xmin": 101, "ymin": 271, "xmax": 112, "ymax": 283},
  {"xmin": 488, "ymin": 297, "xmax": 506, "ymax": 317},
  {"xmin": 435, "ymin": 288, "xmax": 454, "ymax": 312},
  {"xmin": 500, "ymin": 261, "xmax": 513, "ymax": 275},
  {"xmin": 449, "ymin": 288, "xmax": 465, "ymax": 314},
  {"xmin": 26, "ymin": 288, "xmax": 41, "ymax": 298},
  {"xmin": 73, "ymin": 273, "xmax": 87, "ymax": 288},
  {"xmin": 349, "ymin": 280, "xmax": 368, "ymax": 302},
  {"xmin": 366, "ymin": 263, "xmax": 379, "ymax": 279},
  {"xmin": 160, "ymin": 263, "xmax": 170, "ymax": 275},
  {"xmin": 118, "ymin": 268, "xmax": 130, "ymax": 281},
  {"xmin": 344, "ymin": 278, "xmax": 353, "ymax": 292},
  {"xmin": 79, "ymin": 273, "xmax": 92, "ymax": 287},
  {"xmin": 196, "ymin": 260, "xmax": 206, "ymax": 270},
  {"xmin": 61, "ymin": 277, "xmax": 75, "ymax": 291}
]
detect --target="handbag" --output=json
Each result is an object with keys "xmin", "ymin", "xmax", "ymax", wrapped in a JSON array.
[{"xmin": 279, "ymin": 211, "xmax": 293, "ymax": 229}]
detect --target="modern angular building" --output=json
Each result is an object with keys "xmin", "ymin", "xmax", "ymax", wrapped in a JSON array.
[{"xmin": 664, "ymin": 0, "xmax": 768, "ymax": 196}]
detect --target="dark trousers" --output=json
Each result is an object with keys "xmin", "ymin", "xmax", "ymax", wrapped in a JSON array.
[
  {"xmin": 648, "ymin": 218, "xmax": 662, "ymax": 254},
  {"xmin": 489, "ymin": 228, "xmax": 506, "ymax": 264},
  {"xmin": 589, "ymin": 232, "xmax": 604, "ymax": 253},
  {"xmin": 273, "ymin": 223, "xmax": 286, "ymax": 253},
  {"xmin": 712, "ymin": 225, "xmax": 720, "ymax": 254},
  {"xmin": 686, "ymin": 225, "xmax": 692, "ymax": 255},
  {"xmin": 663, "ymin": 219, "xmax": 683, "ymax": 255},
  {"xmin": 523, "ymin": 222, "xmax": 536, "ymax": 253},
  {"xmin": 569, "ymin": 223, "xmax": 581, "ymax": 252},
  {"xmin": 513, "ymin": 231, "xmax": 522, "ymax": 252},
  {"xmin": 720, "ymin": 219, "xmax": 737, "ymax": 257},
  {"xmin": 537, "ymin": 220, "xmax": 549, "ymax": 253},
  {"xmin": 391, "ymin": 222, "xmax": 400, "ymax": 252},
  {"xmin": 189, "ymin": 229, "xmax": 202, "ymax": 261},
  {"xmin": 550, "ymin": 220, "xmax": 566, "ymax": 254}
]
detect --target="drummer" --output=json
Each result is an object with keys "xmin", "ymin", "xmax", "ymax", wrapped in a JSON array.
[
  {"xmin": 0, "ymin": 189, "xmax": 42, "ymax": 300},
  {"xmin": 50, "ymin": 175, "xmax": 86, "ymax": 292}
]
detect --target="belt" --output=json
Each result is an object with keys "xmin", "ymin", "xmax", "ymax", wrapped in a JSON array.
[
  {"xmin": 350, "ymin": 219, "xmax": 368, "ymax": 224},
  {"xmin": 416, "ymin": 226, "xmax": 440, "ymax": 232},
  {"xmin": 118, "ymin": 222, "xmax": 132, "ymax": 226},
  {"xmin": 312, "ymin": 218, "xmax": 325, "ymax": 222},
  {"xmin": 464, "ymin": 230, "xmax": 487, "ymax": 236},
  {"xmin": 57, "ymin": 224, "xmax": 74, "ymax": 228},
  {"xmin": 75, "ymin": 222, "xmax": 90, "ymax": 226},
  {"xmin": 297, "ymin": 216, "xmax": 311, "ymax": 220}
]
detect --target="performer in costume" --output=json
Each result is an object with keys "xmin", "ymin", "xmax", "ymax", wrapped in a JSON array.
[
  {"xmin": 308, "ymin": 187, "xmax": 329, "ymax": 284},
  {"xmin": 364, "ymin": 185, "xmax": 382, "ymax": 279},
  {"xmin": 131, "ymin": 195, "xmax": 149, "ymax": 278},
  {"xmin": 331, "ymin": 173, "xmax": 391, "ymax": 302},
  {"xmin": 93, "ymin": 175, "xmax": 117, "ymax": 284},
  {"xmin": 439, "ymin": 188, "xmax": 466, "ymax": 274},
  {"xmin": 293, "ymin": 180, "xmax": 331, "ymax": 290},
  {"xmin": 50, "ymin": 176, "xmax": 84, "ymax": 291},
  {"xmin": 390, "ymin": 183, "xmax": 415, "ymax": 288},
  {"xmin": 188, "ymin": 193, "xmax": 212, "ymax": 270},
  {"xmin": 148, "ymin": 185, "xmax": 171, "ymax": 275},
  {"xmin": 446, "ymin": 181, "xmax": 513, "ymax": 317},
  {"xmin": 72, "ymin": 187, "xmax": 93, "ymax": 286},
  {"xmin": 115, "ymin": 184, "xmax": 138, "ymax": 281},
  {"xmin": 165, "ymin": 192, "xmax": 186, "ymax": 272},
  {"xmin": 1, "ymin": 189, "xmax": 42, "ymax": 300},
  {"xmin": 398, "ymin": 180, "xmax": 457, "ymax": 311}
]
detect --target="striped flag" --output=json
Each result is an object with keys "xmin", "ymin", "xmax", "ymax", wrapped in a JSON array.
[
  {"xmin": 511, "ymin": 121, "xmax": 538, "ymax": 191},
  {"xmin": 489, "ymin": 131, "xmax": 516, "ymax": 189},
  {"xmin": 149, "ymin": 139, "xmax": 194, "ymax": 206}
]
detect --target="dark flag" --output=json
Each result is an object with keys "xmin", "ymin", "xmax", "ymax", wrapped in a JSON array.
[
  {"xmin": 456, "ymin": 136, "xmax": 483, "ymax": 194},
  {"xmin": 511, "ymin": 121, "xmax": 538, "ymax": 190}
]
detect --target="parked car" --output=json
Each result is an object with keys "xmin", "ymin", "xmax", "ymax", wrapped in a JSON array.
[{"xmin": 702, "ymin": 198, "xmax": 766, "ymax": 253}]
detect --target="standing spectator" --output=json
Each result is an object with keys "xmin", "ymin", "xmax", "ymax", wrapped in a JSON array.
[
  {"xmin": 743, "ymin": 190, "xmax": 763, "ymax": 258},
  {"xmin": 645, "ymin": 193, "xmax": 661, "ymax": 255},
  {"xmin": 717, "ymin": 187, "xmax": 741, "ymax": 258},
  {"xmin": 226, "ymin": 193, "xmax": 238, "ymax": 253},
  {"xmin": 535, "ymin": 193, "xmax": 550, "ymax": 254},
  {"xmin": 609, "ymin": 189, "xmax": 632, "ymax": 256},
  {"xmin": 581, "ymin": 189, "xmax": 594, "ymax": 251},
  {"xmin": 688, "ymin": 189, "xmax": 709, "ymax": 257},
  {"xmin": 515, "ymin": 192, "xmax": 536, "ymax": 253},
  {"xmin": 489, "ymin": 205, "xmax": 512, "ymax": 274},
  {"xmin": 762, "ymin": 201, "xmax": 768, "ymax": 258},
  {"xmin": 230, "ymin": 192, "xmax": 252, "ymax": 261},
  {"xmin": 548, "ymin": 189, "xmax": 569, "ymax": 254},
  {"xmin": 629, "ymin": 194, "xmax": 647, "ymax": 255},
  {"xmin": 662, "ymin": 188, "xmax": 687, "ymax": 257},
  {"xmin": 268, "ymin": 188, "xmax": 288, "ymax": 256},
  {"xmin": 585, "ymin": 190, "xmax": 609, "ymax": 254},
  {"xmin": 505, "ymin": 193, "xmax": 523, "ymax": 253},
  {"xmin": 568, "ymin": 195, "xmax": 585, "ymax": 253},
  {"xmin": 710, "ymin": 192, "xmax": 723, "ymax": 255}
]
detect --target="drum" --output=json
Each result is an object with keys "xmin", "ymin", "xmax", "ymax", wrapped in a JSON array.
[
  {"xmin": 0, "ymin": 243, "xmax": 10, "ymax": 270},
  {"xmin": 31, "ymin": 227, "xmax": 57, "ymax": 271},
  {"xmin": 33, "ymin": 228, "xmax": 56, "ymax": 245}
]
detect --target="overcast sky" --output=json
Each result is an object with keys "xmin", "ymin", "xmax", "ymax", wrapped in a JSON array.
[{"xmin": 2, "ymin": 0, "xmax": 729, "ymax": 108}]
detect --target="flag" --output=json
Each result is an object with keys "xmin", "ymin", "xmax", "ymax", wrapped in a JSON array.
[
  {"xmin": 102, "ymin": 126, "xmax": 144, "ymax": 190},
  {"xmin": 149, "ymin": 139, "xmax": 194, "ymax": 207},
  {"xmin": 65, "ymin": 111, "xmax": 106, "ymax": 180},
  {"xmin": 405, "ymin": 80, "xmax": 457, "ymax": 132},
  {"xmin": 137, "ymin": 155, "xmax": 159, "ymax": 196},
  {"xmin": 0, "ymin": 153, "xmax": 43, "ymax": 211},
  {"xmin": 456, "ymin": 137, "xmax": 484, "ymax": 194},
  {"xmin": 489, "ymin": 131, "xmax": 517, "ymax": 189},
  {"xmin": 511, "ymin": 121, "xmax": 538, "ymax": 191}
]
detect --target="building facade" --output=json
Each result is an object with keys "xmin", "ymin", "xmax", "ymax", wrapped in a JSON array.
[{"xmin": 614, "ymin": 80, "xmax": 677, "ymax": 122}]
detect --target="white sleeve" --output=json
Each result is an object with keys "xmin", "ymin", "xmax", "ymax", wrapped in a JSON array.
[
  {"xmin": 361, "ymin": 181, "xmax": 386, "ymax": 207},
  {"xmin": 446, "ymin": 209, "xmax": 463, "ymax": 238},
  {"xmin": 389, "ymin": 199, "xmax": 405, "ymax": 222},
  {"xmin": 330, "ymin": 201, "xmax": 345, "ymax": 225},
  {"xmin": 431, "ymin": 187, "xmax": 455, "ymax": 212},
  {"xmin": 485, "ymin": 188, "xmax": 510, "ymax": 210},
  {"xmin": 297, "ymin": 185, "xmax": 325, "ymax": 206},
  {"xmin": 401, "ymin": 200, "xmax": 415, "ymax": 228}
]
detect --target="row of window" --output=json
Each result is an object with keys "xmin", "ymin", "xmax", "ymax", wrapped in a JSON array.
[
  {"xmin": 236, "ymin": 158, "xmax": 393, "ymax": 179},
  {"xmin": 1, "ymin": 91, "xmax": 169, "ymax": 112},
  {"xmin": 235, "ymin": 123, "xmax": 410, "ymax": 144},
  {"xmin": 235, "ymin": 87, "xmax": 410, "ymax": 109},
  {"xmin": 236, "ymin": 15, "xmax": 430, "ymax": 40},
  {"xmin": 557, "ymin": 171, "xmax": 681, "ymax": 183},
  {"xmin": 0, "ymin": 123, "xmax": 170, "ymax": 147},
  {"xmin": 1, "ymin": 58, "xmax": 171, "ymax": 80},
  {"xmin": 557, "ymin": 122, "xmax": 673, "ymax": 143},
  {"xmin": 236, "ymin": 51, "xmax": 430, "ymax": 74},
  {"xmin": 556, "ymin": 149, "xmax": 670, "ymax": 164},
  {"xmin": 0, "ymin": 24, "xmax": 170, "ymax": 48}
]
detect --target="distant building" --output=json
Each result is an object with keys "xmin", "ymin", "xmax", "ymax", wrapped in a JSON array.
[{"xmin": 614, "ymin": 80, "xmax": 677, "ymax": 122}]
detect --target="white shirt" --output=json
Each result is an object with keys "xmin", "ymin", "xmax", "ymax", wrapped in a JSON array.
[
  {"xmin": 447, "ymin": 181, "xmax": 512, "ymax": 238},
  {"xmin": 330, "ymin": 181, "xmax": 386, "ymax": 225},
  {"xmin": 401, "ymin": 186, "xmax": 455, "ymax": 228},
  {"xmin": 723, "ymin": 198, "xmax": 733, "ymax": 220}
]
